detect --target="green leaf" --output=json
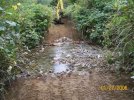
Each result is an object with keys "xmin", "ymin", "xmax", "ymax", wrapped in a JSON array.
[
  {"xmin": 0, "ymin": 26, "xmax": 6, "ymax": 31},
  {"xmin": 5, "ymin": 20, "xmax": 17, "ymax": 27},
  {"xmin": 0, "ymin": 7, "xmax": 4, "ymax": 11}
]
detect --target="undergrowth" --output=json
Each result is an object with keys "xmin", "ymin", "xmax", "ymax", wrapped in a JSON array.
[
  {"xmin": 0, "ymin": 0, "xmax": 52, "ymax": 99},
  {"xmin": 64, "ymin": 0, "xmax": 134, "ymax": 74}
]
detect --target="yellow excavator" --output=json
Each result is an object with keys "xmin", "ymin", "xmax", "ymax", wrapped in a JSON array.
[{"xmin": 54, "ymin": 0, "xmax": 64, "ymax": 24}]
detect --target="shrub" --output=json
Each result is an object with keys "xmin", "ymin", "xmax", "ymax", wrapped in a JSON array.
[
  {"xmin": 75, "ymin": 8, "xmax": 108, "ymax": 44},
  {"xmin": 64, "ymin": 3, "xmax": 81, "ymax": 19},
  {"xmin": 18, "ymin": 4, "xmax": 52, "ymax": 49},
  {"xmin": 103, "ymin": 0, "xmax": 134, "ymax": 73},
  {"xmin": 64, "ymin": 0, "xmax": 115, "ymax": 44},
  {"xmin": 65, "ymin": 0, "xmax": 134, "ymax": 74},
  {"xmin": 7, "ymin": 3, "xmax": 53, "ymax": 49},
  {"xmin": 0, "ymin": 2, "xmax": 53, "ymax": 98},
  {"xmin": 0, "ymin": 7, "xmax": 20, "ymax": 99}
]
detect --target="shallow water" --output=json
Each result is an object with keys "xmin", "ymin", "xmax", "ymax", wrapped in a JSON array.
[{"xmin": 25, "ymin": 37, "xmax": 103, "ymax": 76}]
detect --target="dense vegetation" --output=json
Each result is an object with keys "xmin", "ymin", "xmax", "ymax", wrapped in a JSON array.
[
  {"xmin": 64, "ymin": 0, "xmax": 134, "ymax": 73},
  {"xmin": 0, "ymin": 0, "xmax": 53, "ymax": 98},
  {"xmin": 0, "ymin": 0, "xmax": 134, "ymax": 99}
]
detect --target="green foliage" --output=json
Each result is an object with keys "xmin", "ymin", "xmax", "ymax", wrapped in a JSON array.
[
  {"xmin": 5, "ymin": 3, "xmax": 52, "ymax": 49},
  {"xmin": 65, "ymin": 0, "xmax": 113, "ymax": 44},
  {"xmin": 0, "ymin": 1, "xmax": 52, "ymax": 98},
  {"xmin": 50, "ymin": 0, "xmax": 58, "ymax": 6},
  {"xmin": 0, "ymin": 7, "xmax": 20, "ymax": 63},
  {"xmin": 17, "ymin": 4, "xmax": 52, "ymax": 49},
  {"xmin": 75, "ymin": 8, "xmax": 108, "ymax": 44},
  {"xmin": 0, "ymin": 7, "xmax": 20, "ymax": 99},
  {"xmin": 103, "ymin": 0, "xmax": 134, "ymax": 72},
  {"xmin": 65, "ymin": 0, "xmax": 134, "ymax": 74},
  {"xmin": 37, "ymin": 0, "xmax": 53, "ymax": 5},
  {"xmin": 104, "ymin": 51, "xmax": 115, "ymax": 64},
  {"xmin": 64, "ymin": 3, "xmax": 81, "ymax": 19}
]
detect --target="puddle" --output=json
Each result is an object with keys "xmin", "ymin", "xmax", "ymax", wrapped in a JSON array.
[
  {"xmin": 21, "ymin": 37, "xmax": 103, "ymax": 76},
  {"xmin": 53, "ymin": 63, "xmax": 69, "ymax": 73},
  {"xmin": 52, "ymin": 38, "xmax": 72, "ymax": 73}
]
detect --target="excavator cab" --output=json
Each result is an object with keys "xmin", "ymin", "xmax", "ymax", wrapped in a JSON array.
[{"xmin": 54, "ymin": 0, "xmax": 64, "ymax": 24}]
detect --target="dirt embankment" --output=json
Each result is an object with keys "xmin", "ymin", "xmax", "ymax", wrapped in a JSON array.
[{"xmin": 45, "ymin": 18, "xmax": 81, "ymax": 43}]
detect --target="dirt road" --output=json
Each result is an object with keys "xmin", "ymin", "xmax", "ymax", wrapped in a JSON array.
[{"xmin": 5, "ymin": 19, "xmax": 134, "ymax": 100}]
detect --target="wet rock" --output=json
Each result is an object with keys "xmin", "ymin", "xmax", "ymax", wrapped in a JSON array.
[
  {"xmin": 20, "ymin": 70, "xmax": 31, "ymax": 77},
  {"xmin": 39, "ymin": 47, "xmax": 45, "ymax": 52},
  {"xmin": 78, "ymin": 71, "xmax": 89, "ymax": 76},
  {"xmin": 29, "ymin": 62, "xmax": 37, "ymax": 68},
  {"xmin": 92, "ymin": 64, "xmax": 97, "ymax": 67},
  {"xmin": 22, "ymin": 52, "xmax": 28, "ymax": 55},
  {"xmin": 66, "ymin": 54, "xmax": 72, "ymax": 58},
  {"xmin": 131, "ymin": 76, "xmax": 134, "ymax": 79},
  {"xmin": 39, "ymin": 70, "xmax": 43, "ymax": 75},
  {"xmin": 54, "ymin": 37, "xmax": 73, "ymax": 43}
]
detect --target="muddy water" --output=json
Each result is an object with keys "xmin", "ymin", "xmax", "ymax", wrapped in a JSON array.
[{"xmin": 26, "ymin": 37, "xmax": 103, "ymax": 76}]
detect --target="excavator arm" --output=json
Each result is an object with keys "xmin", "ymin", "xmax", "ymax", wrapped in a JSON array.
[
  {"xmin": 56, "ymin": 0, "xmax": 64, "ymax": 20},
  {"xmin": 55, "ymin": 0, "xmax": 64, "ymax": 24}
]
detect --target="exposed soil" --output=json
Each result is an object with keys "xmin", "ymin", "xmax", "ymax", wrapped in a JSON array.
[
  {"xmin": 5, "ymin": 19, "xmax": 134, "ymax": 100},
  {"xmin": 45, "ymin": 18, "xmax": 81, "ymax": 43},
  {"xmin": 6, "ymin": 71, "xmax": 134, "ymax": 100}
]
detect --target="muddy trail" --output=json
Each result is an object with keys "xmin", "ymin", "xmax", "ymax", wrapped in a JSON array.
[{"xmin": 5, "ymin": 19, "xmax": 134, "ymax": 100}]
